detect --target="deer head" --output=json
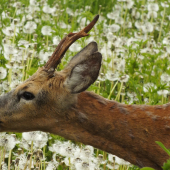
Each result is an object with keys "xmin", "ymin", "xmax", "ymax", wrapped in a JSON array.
[{"xmin": 0, "ymin": 15, "xmax": 101, "ymax": 133}]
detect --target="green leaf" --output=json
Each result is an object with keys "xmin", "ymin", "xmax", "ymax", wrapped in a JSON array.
[
  {"xmin": 162, "ymin": 159, "xmax": 170, "ymax": 170},
  {"xmin": 155, "ymin": 141, "xmax": 170, "ymax": 156},
  {"xmin": 140, "ymin": 167, "xmax": 155, "ymax": 170}
]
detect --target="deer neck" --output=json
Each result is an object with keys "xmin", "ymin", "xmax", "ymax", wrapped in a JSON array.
[{"xmin": 51, "ymin": 91, "xmax": 170, "ymax": 169}]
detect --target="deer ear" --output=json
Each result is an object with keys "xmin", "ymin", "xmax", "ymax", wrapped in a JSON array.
[{"xmin": 64, "ymin": 48, "xmax": 102, "ymax": 93}]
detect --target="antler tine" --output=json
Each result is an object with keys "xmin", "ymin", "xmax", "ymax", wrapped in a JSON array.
[{"xmin": 44, "ymin": 15, "xmax": 99, "ymax": 72}]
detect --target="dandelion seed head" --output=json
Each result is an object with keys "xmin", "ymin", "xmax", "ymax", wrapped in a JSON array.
[
  {"xmin": 43, "ymin": 4, "xmax": 56, "ymax": 14},
  {"xmin": 108, "ymin": 24, "xmax": 120, "ymax": 33},
  {"xmin": 107, "ymin": 11, "xmax": 120, "ymax": 20},
  {"xmin": 141, "ymin": 22, "xmax": 154, "ymax": 33},
  {"xmin": 161, "ymin": 73, "xmax": 170, "ymax": 83},
  {"xmin": 124, "ymin": 0, "xmax": 134, "ymax": 9},
  {"xmin": 161, "ymin": 2, "xmax": 169, "ymax": 8},
  {"xmin": 70, "ymin": 42, "xmax": 82, "ymax": 52},
  {"xmin": 143, "ymin": 83, "xmax": 157, "ymax": 92},
  {"xmin": 157, "ymin": 90, "xmax": 169, "ymax": 97},
  {"xmin": 23, "ymin": 21, "xmax": 37, "ymax": 34},
  {"xmin": 106, "ymin": 71, "xmax": 119, "ymax": 81},
  {"xmin": 147, "ymin": 3, "xmax": 159, "ymax": 11},
  {"xmin": 0, "ymin": 67, "xmax": 7, "ymax": 80},
  {"xmin": 120, "ymin": 74, "xmax": 129, "ymax": 83}
]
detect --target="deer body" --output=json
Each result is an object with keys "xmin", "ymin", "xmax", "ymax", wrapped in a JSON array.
[{"xmin": 0, "ymin": 15, "xmax": 169, "ymax": 169}]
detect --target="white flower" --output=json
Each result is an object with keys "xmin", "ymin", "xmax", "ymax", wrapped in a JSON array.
[
  {"xmin": 46, "ymin": 162, "xmax": 58, "ymax": 170},
  {"xmin": 161, "ymin": 73, "xmax": 170, "ymax": 82},
  {"xmin": 113, "ymin": 37, "xmax": 123, "ymax": 47},
  {"xmin": 30, "ymin": 0, "xmax": 37, "ymax": 5},
  {"xmin": 2, "ymin": 26, "xmax": 19, "ymax": 37},
  {"xmin": 119, "ymin": 75, "xmax": 129, "ymax": 83},
  {"xmin": 78, "ymin": 17, "xmax": 90, "ymax": 28},
  {"xmin": 118, "ymin": 59, "xmax": 126, "ymax": 73},
  {"xmin": 106, "ymin": 32, "xmax": 115, "ymax": 41},
  {"xmin": 17, "ymin": 154, "xmax": 27, "ymax": 169},
  {"xmin": 1, "ymin": 162, "xmax": 7, "ymax": 170},
  {"xmin": 98, "ymin": 73, "xmax": 106, "ymax": 81},
  {"xmin": 18, "ymin": 40, "xmax": 30, "ymax": 48},
  {"xmin": 22, "ymin": 131, "xmax": 42, "ymax": 142},
  {"xmin": 70, "ymin": 42, "xmax": 81, "ymax": 52},
  {"xmin": 41, "ymin": 14, "xmax": 50, "ymax": 21},
  {"xmin": 166, "ymin": 46, "xmax": 170, "ymax": 54},
  {"xmin": 108, "ymin": 154, "xmax": 115, "ymax": 162},
  {"xmin": 124, "ymin": 0, "xmax": 134, "ymax": 9},
  {"xmin": 10, "ymin": 80, "xmax": 21, "ymax": 89},
  {"xmin": 0, "ymin": 67, "xmax": 7, "ymax": 79},
  {"xmin": 135, "ymin": 21, "xmax": 143, "ymax": 29},
  {"xmin": 115, "ymin": 17, "xmax": 124, "ymax": 25},
  {"xmin": 161, "ymin": 2, "xmax": 169, "ymax": 8},
  {"xmin": 43, "ymin": 4, "xmax": 56, "ymax": 14},
  {"xmin": 143, "ymin": 83, "xmax": 157, "ymax": 92},
  {"xmin": 66, "ymin": 7, "xmax": 74, "ymax": 16},
  {"xmin": 39, "ymin": 50, "xmax": 53, "ymax": 64},
  {"xmin": 1, "ymin": 81, "xmax": 10, "ymax": 91},
  {"xmin": 23, "ymin": 21, "xmax": 37, "ymax": 34},
  {"xmin": 33, "ymin": 132, "xmax": 48, "ymax": 148},
  {"xmin": 141, "ymin": 22, "xmax": 153, "ymax": 33},
  {"xmin": 3, "ymin": 44, "xmax": 17, "ymax": 55},
  {"xmin": 147, "ymin": 3, "xmax": 159, "ymax": 11},
  {"xmin": 107, "ymin": 11, "xmax": 120, "ymax": 20},
  {"xmin": 4, "ymin": 134, "xmax": 19, "ymax": 151},
  {"xmin": 106, "ymin": 71, "xmax": 119, "ymax": 81},
  {"xmin": 132, "ymin": 8, "xmax": 140, "ymax": 19},
  {"xmin": 124, "ymin": 21, "xmax": 132, "ymax": 28},
  {"xmin": 108, "ymin": 24, "xmax": 120, "ymax": 32},
  {"xmin": 58, "ymin": 21, "xmax": 70, "ymax": 29},
  {"xmin": 115, "ymin": 156, "xmax": 130, "ymax": 165},
  {"xmin": 163, "ymin": 36, "xmax": 170, "ymax": 44},
  {"xmin": 157, "ymin": 90, "xmax": 169, "ymax": 97},
  {"xmin": 53, "ymin": 36, "xmax": 61, "ymax": 45},
  {"xmin": 41, "ymin": 26, "xmax": 52, "ymax": 36},
  {"xmin": 147, "ymin": 11, "xmax": 157, "ymax": 19}
]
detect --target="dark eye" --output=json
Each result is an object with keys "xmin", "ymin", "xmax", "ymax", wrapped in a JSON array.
[{"xmin": 22, "ymin": 92, "xmax": 35, "ymax": 100}]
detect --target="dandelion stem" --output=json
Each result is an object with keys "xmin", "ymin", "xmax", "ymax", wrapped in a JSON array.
[
  {"xmin": 29, "ymin": 34, "xmax": 31, "ymax": 43},
  {"xmin": 13, "ymin": 7, "xmax": 17, "ymax": 18},
  {"xmin": 28, "ymin": 50, "xmax": 35, "ymax": 70},
  {"xmin": 29, "ymin": 141, "xmax": 33, "ymax": 170},
  {"xmin": 123, "ymin": 7, "xmax": 128, "ymax": 35},
  {"xmin": 158, "ymin": 6, "xmax": 166, "ymax": 42},
  {"xmin": 8, "ymin": 150, "xmax": 12, "ymax": 170},
  {"xmin": 115, "ymin": 82, "xmax": 123, "ymax": 101},
  {"xmin": 141, "ymin": 0, "xmax": 146, "ymax": 23},
  {"xmin": 43, "ymin": 146, "xmax": 46, "ymax": 170},
  {"xmin": 3, "ymin": 148, "xmax": 6, "ymax": 162},
  {"xmin": 46, "ymin": 35, "xmax": 48, "ymax": 48},
  {"xmin": 40, "ymin": 160, "xmax": 42, "ymax": 170},
  {"xmin": 162, "ymin": 95, "xmax": 164, "ymax": 104},
  {"xmin": 0, "ymin": 147, "xmax": 4, "ymax": 170},
  {"xmin": 13, "ymin": 26, "xmax": 16, "ymax": 44},
  {"xmin": 23, "ymin": 160, "xmax": 28, "ymax": 170},
  {"xmin": 103, "ymin": 151, "xmax": 107, "ymax": 170},
  {"xmin": 108, "ymin": 81, "xmax": 118, "ymax": 100}
]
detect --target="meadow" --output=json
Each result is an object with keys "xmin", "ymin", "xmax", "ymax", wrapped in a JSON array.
[{"xmin": 0, "ymin": 0, "xmax": 170, "ymax": 169}]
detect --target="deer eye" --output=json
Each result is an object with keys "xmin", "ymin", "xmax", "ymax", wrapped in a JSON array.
[{"xmin": 22, "ymin": 92, "xmax": 35, "ymax": 100}]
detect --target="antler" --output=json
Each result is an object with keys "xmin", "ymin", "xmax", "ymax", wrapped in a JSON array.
[{"xmin": 44, "ymin": 15, "xmax": 99, "ymax": 71}]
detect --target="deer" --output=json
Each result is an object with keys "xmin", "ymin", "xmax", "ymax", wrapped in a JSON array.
[{"xmin": 0, "ymin": 15, "xmax": 169, "ymax": 170}]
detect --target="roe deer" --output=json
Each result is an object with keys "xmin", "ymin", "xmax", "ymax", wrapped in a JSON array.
[{"xmin": 0, "ymin": 15, "xmax": 169, "ymax": 169}]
